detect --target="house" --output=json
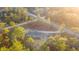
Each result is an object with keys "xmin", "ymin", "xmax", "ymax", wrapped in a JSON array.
[{"xmin": 24, "ymin": 20, "xmax": 60, "ymax": 39}]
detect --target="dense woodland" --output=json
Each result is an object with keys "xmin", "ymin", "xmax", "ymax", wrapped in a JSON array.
[{"xmin": 0, "ymin": 7, "xmax": 79, "ymax": 51}]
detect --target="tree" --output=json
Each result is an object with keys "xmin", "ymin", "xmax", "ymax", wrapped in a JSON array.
[
  {"xmin": 12, "ymin": 26, "xmax": 26, "ymax": 39},
  {"xmin": 3, "ymin": 7, "xmax": 28, "ymax": 23},
  {"xmin": 3, "ymin": 28, "xmax": 10, "ymax": 34},
  {"xmin": 0, "ymin": 22, "xmax": 6, "ymax": 28},
  {"xmin": 9, "ymin": 21, "xmax": 16, "ymax": 26},
  {"xmin": 25, "ymin": 37, "xmax": 35, "ymax": 50},
  {"xmin": 40, "ymin": 42, "xmax": 50, "ymax": 51},
  {"xmin": 26, "ymin": 37, "xmax": 34, "ymax": 43},
  {"xmin": 55, "ymin": 39, "xmax": 67, "ymax": 51},
  {"xmin": 0, "ymin": 46, "xmax": 10, "ymax": 51},
  {"xmin": 0, "ymin": 28, "xmax": 12, "ymax": 50},
  {"xmin": 10, "ymin": 39, "xmax": 25, "ymax": 51},
  {"xmin": 66, "ymin": 37, "xmax": 79, "ymax": 50},
  {"xmin": 43, "ymin": 35, "xmax": 68, "ymax": 51}
]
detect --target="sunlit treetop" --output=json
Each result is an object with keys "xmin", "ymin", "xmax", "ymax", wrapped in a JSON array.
[
  {"xmin": 3, "ymin": 28, "xmax": 10, "ymax": 33},
  {"xmin": 9, "ymin": 21, "xmax": 16, "ymax": 26},
  {"xmin": 26, "ymin": 37, "xmax": 35, "ymax": 43},
  {"xmin": 0, "ymin": 22, "xmax": 6, "ymax": 28},
  {"xmin": 12, "ymin": 26, "xmax": 26, "ymax": 38}
]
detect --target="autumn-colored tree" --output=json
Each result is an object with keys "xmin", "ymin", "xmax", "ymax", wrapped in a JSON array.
[
  {"xmin": 0, "ymin": 22, "xmax": 6, "ymax": 28},
  {"xmin": 10, "ymin": 39, "xmax": 25, "ymax": 51},
  {"xmin": 25, "ymin": 37, "xmax": 35, "ymax": 50},
  {"xmin": 12, "ymin": 26, "xmax": 26, "ymax": 39},
  {"xmin": 9, "ymin": 21, "xmax": 16, "ymax": 26},
  {"xmin": 0, "ymin": 28, "xmax": 12, "ymax": 49}
]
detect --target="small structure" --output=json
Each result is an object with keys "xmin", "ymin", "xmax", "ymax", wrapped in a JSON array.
[{"xmin": 24, "ymin": 20, "xmax": 61, "ymax": 39}]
